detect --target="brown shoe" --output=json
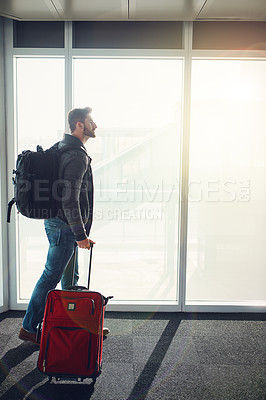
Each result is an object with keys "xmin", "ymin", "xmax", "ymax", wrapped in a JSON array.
[
  {"xmin": 19, "ymin": 327, "xmax": 39, "ymax": 345},
  {"xmin": 103, "ymin": 327, "xmax": 110, "ymax": 336}
]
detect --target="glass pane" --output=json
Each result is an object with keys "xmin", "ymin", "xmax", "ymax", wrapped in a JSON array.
[
  {"xmin": 16, "ymin": 58, "xmax": 65, "ymax": 300},
  {"xmin": 187, "ymin": 59, "xmax": 266, "ymax": 304},
  {"xmin": 73, "ymin": 58, "xmax": 183, "ymax": 302}
]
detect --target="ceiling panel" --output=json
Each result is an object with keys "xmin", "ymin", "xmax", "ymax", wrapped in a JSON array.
[
  {"xmin": 129, "ymin": 0, "xmax": 206, "ymax": 20},
  {"xmin": 0, "ymin": 0, "xmax": 59, "ymax": 19},
  {"xmin": 54, "ymin": 0, "xmax": 128, "ymax": 20},
  {"xmin": 198, "ymin": 0, "xmax": 266, "ymax": 20},
  {"xmin": 0, "ymin": 0, "xmax": 265, "ymax": 21}
]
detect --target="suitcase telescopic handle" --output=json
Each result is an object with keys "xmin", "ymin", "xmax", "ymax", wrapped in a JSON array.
[
  {"xmin": 88, "ymin": 242, "xmax": 94, "ymax": 289},
  {"xmin": 72, "ymin": 241, "xmax": 94, "ymax": 289}
]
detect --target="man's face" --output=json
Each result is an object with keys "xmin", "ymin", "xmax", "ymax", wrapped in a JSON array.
[{"xmin": 83, "ymin": 114, "xmax": 97, "ymax": 138}]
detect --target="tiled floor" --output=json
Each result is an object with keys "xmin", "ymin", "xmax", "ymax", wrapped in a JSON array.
[{"xmin": 0, "ymin": 311, "xmax": 265, "ymax": 400}]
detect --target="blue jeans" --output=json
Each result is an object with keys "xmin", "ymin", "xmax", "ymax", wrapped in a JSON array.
[{"xmin": 22, "ymin": 217, "xmax": 79, "ymax": 333}]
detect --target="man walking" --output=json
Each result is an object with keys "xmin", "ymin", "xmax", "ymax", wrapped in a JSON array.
[{"xmin": 19, "ymin": 107, "xmax": 108, "ymax": 344}]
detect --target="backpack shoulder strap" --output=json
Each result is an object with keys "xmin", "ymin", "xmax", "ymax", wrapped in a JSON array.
[{"xmin": 58, "ymin": 144, "xmax": 89, "ymax": 158}]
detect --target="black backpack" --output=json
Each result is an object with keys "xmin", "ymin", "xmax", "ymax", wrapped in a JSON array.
[{"xmin": 7, "ymin": 142, "xmax": 83, "ymax": 223}]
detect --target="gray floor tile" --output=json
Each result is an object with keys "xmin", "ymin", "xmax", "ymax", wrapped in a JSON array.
[
  {"xmin": 104, "ymin": 317, "xmax": 133, "ymax": 336},
  {"xmin": 132, "ymin": 363, "xmax": 206, "ymax": 400},
  {"xmin": 133, "ymin": 335, "xmax": 200, "ymax": 366},
  {"xmin": 180, "ymin": 319, "xmax": 266, "ymax": 341},
  {"xmin": 194, "ymin": 335, "xmax": 266, "ymax": 366},
  {"xmin": 102, "ymin": 334, "xmax": 133, "ymax": 363},
  {"xmin": 132, "ymin": 318, "xmax": 182, "ymax": 337},
  {"xmin": 0, "ymin": 334, "xmax": 11, "ymax": 357},
  {"xmin": 201, "ymin": 364, "xmax": 266, "ymax": 400},
  {"xmin": 92, "ymin": 362, "xmax": 134, "ymax": 400},
  {"xmin": 0, "ymin": 316, "xmax": 22, "ymax": 335}
]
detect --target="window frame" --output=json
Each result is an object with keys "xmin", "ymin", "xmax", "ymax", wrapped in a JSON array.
[{"xmin": 4, "ymin": 19, "xmax": 266, "ymax": 313}]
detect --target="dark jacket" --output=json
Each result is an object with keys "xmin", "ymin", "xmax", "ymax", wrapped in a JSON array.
[{"xmin": 56, "ymin": 134, "xmax": 94, "ymax": 241}]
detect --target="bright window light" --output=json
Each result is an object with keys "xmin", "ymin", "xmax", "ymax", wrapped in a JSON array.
[
  {"xmin": 73, "ymin": 58, "xmax": 183, "ymax": 302},
  {"xmin": 15, "ymin": 57, "xmax": 65, "ymax": 300},
  {"xmin": 187, "ymin": 59, "xmax": 266, "ymax": 305}
]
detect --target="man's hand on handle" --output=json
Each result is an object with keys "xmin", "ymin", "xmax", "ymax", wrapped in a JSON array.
[{"xmin": 76, "ymin": 238, "xmax": 95, "ymax": 250}]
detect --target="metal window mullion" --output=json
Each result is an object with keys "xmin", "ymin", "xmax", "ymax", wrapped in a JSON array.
[
  {"xmin": 12, "ymin": 49, "xmax": 66, "ymax": 56},
  {"xmin": 65, "ymin": 21, "xmax": 73, "ymax": 131},
  {"xmin": 192, "ymin": 49, "xmax": 266, "ymax": 59},
  {"xmin": 4, "ymin": 18, "xmax": 19, "ymax": 310},
  {"xmin": 178, "ymin": 22, "xmax": 193, "ymax": 312},
  {"xmin": 0, "ymin": 18, "xmax": 9, "ymax": 312},
  {"xmin": 71, "ymin": 48, "xmax": 184, "ymax": 58}
]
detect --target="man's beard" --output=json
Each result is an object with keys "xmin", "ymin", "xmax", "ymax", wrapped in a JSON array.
[{"xmin": 84, "ymin": 128, "xmax": 95, "ymax": 137}]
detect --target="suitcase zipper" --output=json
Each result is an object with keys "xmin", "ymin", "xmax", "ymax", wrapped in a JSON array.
[
  {"xmin": 87, "ymin": 334, "xmax": 92, "ymax": 369},
  {"xmin": 50, "ymin": 297, "xmax": 95, "ymax": 314},
  {"xmin": 94, "ymin": 295, "xmax": 105, "ymax": 374}
]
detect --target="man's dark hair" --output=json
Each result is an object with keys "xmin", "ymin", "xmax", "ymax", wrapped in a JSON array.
[{"xmin": 68, "ymin": 107, "xmax": 92, "ymax": 133}]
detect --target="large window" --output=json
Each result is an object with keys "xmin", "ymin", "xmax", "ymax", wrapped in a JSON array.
[
  {"xmin": 187, "ymin": 59, "xmax": 266, "ymax": 305},
  {"xmin": 7, "ymin": 19, "xmax": 266, "ymax": 311},
  {"xmin": 15, "ymin": 57, "xmax": 65, "ymax": 300},
  {"xmin": 73, "ymin": 58, "xmax": 183, "ymax": 302}
]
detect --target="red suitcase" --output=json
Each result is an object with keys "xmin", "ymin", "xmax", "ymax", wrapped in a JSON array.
[{"xmin": 37, "ymin": 243, "xmax": 112, "ymax": 383}]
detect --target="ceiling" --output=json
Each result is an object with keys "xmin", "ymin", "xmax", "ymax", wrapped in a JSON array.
[{"xmin": 0, "ymin": 0, "xmax": 265, "ymax": 21}]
